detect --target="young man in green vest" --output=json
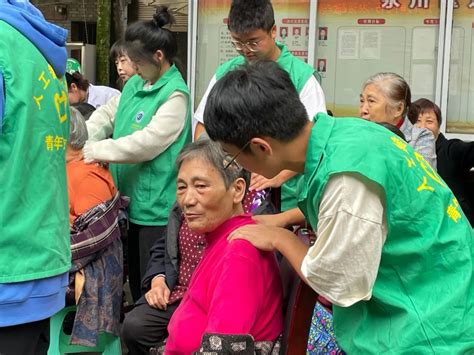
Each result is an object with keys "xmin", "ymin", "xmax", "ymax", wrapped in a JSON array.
[
  {"xmin": 194, "ymin": 0, "xmax": 326, "ymax": 211},
  {"xmin": 204, "ymin": 61, "xmax": 474, "ymax": 353},
  {"xmin": 0, "ymin": 1, "xmax": 70, "ymax": 353}
]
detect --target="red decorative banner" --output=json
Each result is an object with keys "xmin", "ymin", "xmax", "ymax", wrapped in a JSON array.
[
  {"xmin": 290, "ymin": 50, "xmax": 308, "ymax": 56},
  {"xmin": 357, "ymin": 19, "xmax": 386, "ymax": 25},
  {"xmin": 424, "ymin": 19, "xmax": 440, "ymax": 25},
  {"xmin": 282, "ymin": 18, "xmax": 310, "ymax": 24}
]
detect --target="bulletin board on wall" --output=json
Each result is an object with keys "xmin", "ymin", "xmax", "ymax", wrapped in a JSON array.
[{"xmin": 315, "ymin": 0, "xmax": 441, "ymax": 117}]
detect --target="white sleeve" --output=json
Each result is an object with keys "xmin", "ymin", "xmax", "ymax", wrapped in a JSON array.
[
  {"xmin": 301, "ymin": 173, "xmax": 387, "ymax": 307},
  {"xmin": 299, "ymin": 76, "xmax": 327, "ymax": 120},
  {"xmin": 83, "ymin": 91, "xmax": 188, "ymax": 164},
  {"xmin": 86, "ymin": 94, "xmax": 120, "ymax": 141},
  {"xmin": 192, "ymin": 75, "xmax": 217, "ymax": 138}
]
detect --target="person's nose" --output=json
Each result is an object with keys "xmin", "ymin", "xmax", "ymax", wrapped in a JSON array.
[
  {"xmin": 416, "ymin": 121, "xmax": 425, "ymax": 129},
  {"xmin": 241, "ymin": 46, "xmax": 253, "ymax": 56},
  {"xmin": 182, "ymin": 189, "xmax": 198, "ymax": 208},
  {"xmin": 359, "ymin": 102, "xmax": 369, "ymax": 116}
]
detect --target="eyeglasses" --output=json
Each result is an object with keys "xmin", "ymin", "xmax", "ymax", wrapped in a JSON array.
[
  {"xmin": 223, "ymin": 141, "xmax": 251, "ymax": 170},
  {"xmin": 230, "ymin": 39, "xmax": 263, "ymax": 53}
]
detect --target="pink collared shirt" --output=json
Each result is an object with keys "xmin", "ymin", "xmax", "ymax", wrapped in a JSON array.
[{"xmin": 165, "ymin": 214, "xmax": 283, "ymax": 354}]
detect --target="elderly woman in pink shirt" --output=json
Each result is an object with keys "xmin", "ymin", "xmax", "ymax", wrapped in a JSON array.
[{"xmin": 165, "ymin": 140, "xmax": 283, "ymax": 354}]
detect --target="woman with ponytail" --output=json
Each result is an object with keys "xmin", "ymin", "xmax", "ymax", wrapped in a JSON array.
[{"xmin": 83, "ymin": 6, "xmax": 191, "ymax": 303}]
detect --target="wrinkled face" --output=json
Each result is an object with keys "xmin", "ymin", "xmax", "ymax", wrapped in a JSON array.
[
  {"xmin": 359, "ymin": 84, "xmax": 394, "ymax": 124},
  {"xmin": 230, "ymin": 27, "xmax": 277, "ymax": 61},
  {"xmin": 176, "ymin": 158, "xmax": 239, "ymax": 234},
  {"xmin": 416, "ymin": 109, "xmax": 440, "ymax": 139},
  {"xmin": 68, "ymin": 83, "xmax": 83, "ymax": 105},
  {"xmin": 115, "ymin": 55, "xmax": 136, "ymax": 82}
]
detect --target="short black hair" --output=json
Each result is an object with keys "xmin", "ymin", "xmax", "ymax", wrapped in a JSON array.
[
  {"xmin": 204, "ymin": 61, "xmax": 308, "ymax": 150},
  {"xmin": 407, "ymin": 98, "xmax": 442, "ymax": 127},
  {"xmin": 72, "ymin": 102, "xmax": 96, "ymax": 120},
  {"xmin": 66, "ymin": 71, "xmax": 89, "ymax": 91},
  {"xmin": 228, "ymin": 0, "xmax": 275, "ymax": 33},
  {"xmin": 110, "ymin": 39, "xmax": 127, "ymax": 61}
]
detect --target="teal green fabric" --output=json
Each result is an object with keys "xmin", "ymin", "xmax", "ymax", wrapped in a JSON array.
[
  {"xmin": 216, "ymin": 42, "xmax": 314, "ymax": 92},
  {"xmin": 298, "ymin": 113, "xmax": 474, "ymax": 353},
  {"xmin": 216, "ymin": 42, "xmax": 315, "ymax": 211},
  {"xmin": 0, "ymin": 21, "xmax": 70, "ymax": 282},
  {"xmin": 111, "ymin": 65, "xmax": 191, "ymax": 225}
]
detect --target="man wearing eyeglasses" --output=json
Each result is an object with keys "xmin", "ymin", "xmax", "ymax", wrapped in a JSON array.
[
  {"xmin": 194, "ymin": 0, "xmax": 326, "ymax": 212},
  {"xmin": 204, "ymin": 60, "xmax": 474, "ymax": 355}
]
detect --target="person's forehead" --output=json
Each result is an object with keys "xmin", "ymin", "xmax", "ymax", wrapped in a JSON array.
[
  {"xmin": 179, "ymin": 157, "xmax": 220, "ymax": 176},
  {"xmin": 420, "ymin": 110, "xmax": 436, "ymax": 119},
  {"xmin": 363, "ymin": 84, "xmax": 383, "ymax": 96},
  {"xmin": 230, "ymin": 29, "xmax": 268, "ymax": 41}
]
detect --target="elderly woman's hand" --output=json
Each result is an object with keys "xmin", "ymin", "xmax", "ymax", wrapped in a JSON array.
[
  {"xmin": 228, "ymin": 224, "xmax": 295, "ymax": 252},
  {"xmin": 145, "ymin": 276, "xmax": 170, "ymax": 310}
]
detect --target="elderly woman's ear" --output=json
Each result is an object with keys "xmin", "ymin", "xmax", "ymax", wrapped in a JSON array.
[
  {"xmin": 231, "ymin": 177, "xmax": 247, "ymax": 205},
  {"xmin": 390, "ymin": 101, "xmax": 405, "ymax": 119}
]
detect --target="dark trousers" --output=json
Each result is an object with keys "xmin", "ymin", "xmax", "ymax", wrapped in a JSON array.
[
  {"xmin": 122, "ymin": 301, "xmax": 180, "ymax": 355},
  {"xmin": 128, "ymin": 223, "xmax": 166, "ymax": 302},
  {"xmin": 0, "ymin": 318, "xmax": 50, "ymax": 355}
]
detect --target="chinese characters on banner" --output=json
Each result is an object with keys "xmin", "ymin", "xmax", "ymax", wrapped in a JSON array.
[
  {"xmin": 381, "ymin": 0, "xmax": 474, "ymax": 9},
  {"xmin": 33, "ymin": 63, "xmax": 68, "ymax": 152}
]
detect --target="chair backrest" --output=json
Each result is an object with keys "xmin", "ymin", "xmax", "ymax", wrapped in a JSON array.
[{"xmin": 279, "ymin": 232, "xmax": 318, "ymax": 355}]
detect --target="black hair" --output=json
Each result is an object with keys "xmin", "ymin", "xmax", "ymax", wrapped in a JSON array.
[
  {"xmin": 377, "ymin": 122, "xmax": 406, "ymax": 141},
  {"xmin": 109, "ymin": 39, "xmax": 127, "ymax": 61},
  {"xmin": 204, "ymin": 60, "xmax": 308, "ymax": 150},
  {"xmin": 124, "ymin": 6, "xmax": 177, "ymax": 65},
  {"xmin": 72, "ymin": 102, "xmax": 96, "ymax": 121},
  {"xmin": 407, "ymin": 98, "xmax": 442, "ymax": 126},
  {"xmin": 228, "ymin": 0, "xmax": 275, "ymax": 33},
  {"xmin": 66, "ymin": 72, "xmax": 89, "ymax": 91}
]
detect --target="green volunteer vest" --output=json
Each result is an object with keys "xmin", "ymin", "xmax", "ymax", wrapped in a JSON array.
[
  {"xmin": 0, "ymin": 21, "xmax": 71, "ymax": 283},
  {"xmin": 298, "ymin": 113, "xmax": 474, "ymax": 353},
  {"xmin": 111, "ymin": 65, "xmax": 191, "ymax": 225},
  {"xmin": 216, "ymin": 42, "xmax": 315, "ymax": 211}
]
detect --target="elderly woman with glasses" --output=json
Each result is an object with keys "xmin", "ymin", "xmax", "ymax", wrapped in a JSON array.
[{"xmin": 163, "ymin": 140, "xmax": 283, "ymax": 354}]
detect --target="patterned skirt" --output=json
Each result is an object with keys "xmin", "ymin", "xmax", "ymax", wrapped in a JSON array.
[{"xmin": 307, "ymin": 302, "xmax": 345, "ymax": 355}]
